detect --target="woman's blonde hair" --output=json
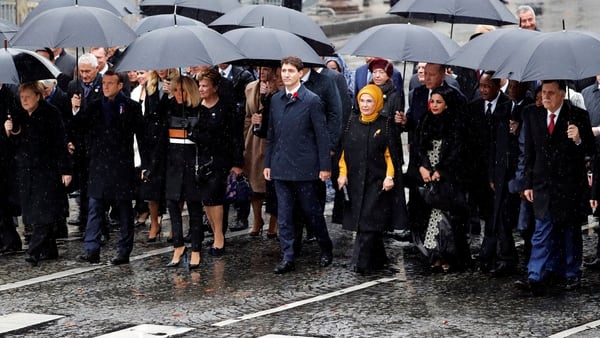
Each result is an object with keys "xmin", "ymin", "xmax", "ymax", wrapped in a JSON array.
[{"xmin": 170, "ymin": 75, "xmax": 200, "ymax": 108}]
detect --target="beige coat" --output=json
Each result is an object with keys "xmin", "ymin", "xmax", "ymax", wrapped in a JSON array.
[{"xmin": 243, "ymin": 80, "xmax": 267, "ymax": 193}]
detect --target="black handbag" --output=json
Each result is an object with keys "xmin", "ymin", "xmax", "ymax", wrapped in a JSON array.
[
  {"xmin": 418, "ymin": 180, "xmax": 466, "ymax": 211},
  {"xmin": 194, "ymin": 149, "xmax": 213, "ymax": 184}
]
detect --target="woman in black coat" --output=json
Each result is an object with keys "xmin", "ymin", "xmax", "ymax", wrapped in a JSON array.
[
  {"xmin": 3, "ymin": 82, "xmax": 72, "ymax": 265},
  {"xmin": 337, "ymin": 84, "xmax": 405, "ymax": 274},
  {"xmin": 188, "ymin": 69, "xmax": 244, "ymax": 257},
  {"xmin": 414, "ymin": 86, "xmax": 470, "ymax": 273},
  {"xmin": 162, "ymin": 75, "xmax": 205, "ymax": 269}
]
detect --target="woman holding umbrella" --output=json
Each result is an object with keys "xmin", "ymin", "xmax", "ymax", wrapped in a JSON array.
[{"xmin": 3, "ymin": 82, "xmax": 72, "ymax": 266}]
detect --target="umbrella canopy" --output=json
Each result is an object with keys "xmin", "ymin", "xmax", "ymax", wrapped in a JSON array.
[
  {"xmin": 210, "ymin": 4, "xmax": 335, "ymax": 56},
  {"xmin": 139, "ymin": 0, "xmax": 241, "ymax": 24},
  {"xmin": 389, "ymin": 0, "xmax": 517, "ymax": 37},
  {"xmin": 132, "ymin": 14, "xmax": 206, "ymax": 35},
  {"xmin": 446, "ymin": 28, "xmax": 541, "ymax": 71},
  {"xmin": 0, "ymin": 18, "xmax": 18, "ymax": 42},
  {"xmin": 493, "ymin": 30, "xmax": 600, "ymax": 81},
  {"xmin": 389, "ymin": 0, "xmax": 518, "ymax": 26},
  {"xmin": 0, "ymin": 47, "xmax": 61, "ymax": 84},
  {"xmin": 10, "ymin": 6, "xmax": 137, "ymax": 48},
  {"xmin": 114, "ymin": 25, "xmax": 245, "ymax": 71},
  {"xmin": 23, "ymin": 0, "xmax": 138, "ymax": 25},
  {"xmin": 336, "ymin": 24, "xmax": 459, "ymax": 64},
  {"xmin": 223, "ymin": 27, "xmax": 323, "ymax": 67}
]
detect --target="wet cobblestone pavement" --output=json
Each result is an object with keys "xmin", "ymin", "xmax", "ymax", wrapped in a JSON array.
[{"xmin": 2, "ymin": 201, "xmax": 600, "ymax": 337}]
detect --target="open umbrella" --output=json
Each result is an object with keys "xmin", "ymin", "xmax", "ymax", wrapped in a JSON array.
[
  {"xmin": 114, "ymin": 25, "xmax": 245, "ymax": 71},
  {"xmin": 0, "ymin": 18, "xmax": 17, "ymax": 42},
  {"xmin": 132, "ymin": 14, "xmax": 206, "ymax": 35},
  {"xmin": 0, "ymin": 45, "xmax": 61, "ymax": 84},
  {"xmin": 23, "ymin": 0, "xmax": 138, "ymax": 25},
  {"xmin": 389, "ymin": 0, "xmax": 518, "ymax": 38},
  {"xmin": 493, "ymin": 30, "xmax": 600, "ymax": 81},
  {"xmin": 337, "ymin": 24, "xmax": 459, "ymax": 65},
  {"xmin": 10, "ymin": 6, "xmax": 137, "ymax": 48},
  {"xmin": 446, "ymin": 28, "xmax": 541, "ymax": 71},
  {"xmin": 210, "ymin": 4, "xmax": 335, "ymax": 56},
  {"xmin": 222, "ymin": 27, "xmax": 323, "ymax": 67},
  {"xmin": 139, "ymin": 0, "xmax": 241, "ymax": 24}
]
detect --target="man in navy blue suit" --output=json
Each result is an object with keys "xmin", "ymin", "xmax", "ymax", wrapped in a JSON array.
[{"xmin": 264, "ymin": 56, "xmax": 333, "ymax": 274}]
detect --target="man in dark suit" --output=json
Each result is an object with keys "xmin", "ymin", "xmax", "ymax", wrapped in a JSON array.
[
  {"xmin": 296, "ymin": 65, "xmax": 342, "ymax": 243},
  {"xmin": 66, "ymin": 53, "xmax": 104, "ymax": 232},
  {"xmin": 217, "ymin": 63, "xmax": 256, "ymax": 231},
  {"xmin": 264, "ymin": 56, "xmax": 333, "ymax": 274},
  {"xmin": 469, "ymin": 72, "xmax": 519, "ymax": 276},
  {"xmin": 77, "ymin": 70, "xmax": 145, "ymax": 265},
  {"xmin": 519, "ymin": 79, "xmax": 595, "ymax": 295}
]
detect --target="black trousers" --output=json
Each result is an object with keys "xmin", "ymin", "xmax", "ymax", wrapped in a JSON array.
[
  {"xmin": 27, "ymin": 222, "xmax": 57, "ymax": 258},
  {"xmin": 168, "ymin": 200, "xmax": 204, "ymax": 252}
]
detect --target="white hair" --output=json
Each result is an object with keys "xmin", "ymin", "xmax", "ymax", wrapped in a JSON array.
[
  {"xmin": 78, "ymin": 53, "xmax": 98, "ymax": 68},
  {"xmin": 516, "ymin": 5, "xmax": 536, "ymax": 19}
]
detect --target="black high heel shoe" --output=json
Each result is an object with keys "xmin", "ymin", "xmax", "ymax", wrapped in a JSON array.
[
  {"xmin": 166, "ymin": 247, "xmax": 187, "ymax": 267},
  {"xmin": 147, "ymin": 222, "xmax": 162, "ymax": 243},
  {"xmin": 208, "ymin": 246, "xmax": 225, "ymax": 256}
]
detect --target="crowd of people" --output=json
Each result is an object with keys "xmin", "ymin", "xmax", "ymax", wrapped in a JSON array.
[{"xmin": 2, "ymin": 5, "xmax": 600, "ymax": 297}]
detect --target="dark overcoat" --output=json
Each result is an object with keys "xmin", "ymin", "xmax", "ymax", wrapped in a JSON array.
[
  {"xmin": 11, "ymin": 100, "xmax": 71, "ymax": 225},
  {"xmin": 265, "ymin": 85, "xmax": 331, "ymax": 180},
  {"xmin": 340, "ymin": 114, "xmax": 406, "ymax": 232},
  {"xmin": 78, "ymin": 92, "xmax": 144, "ymax": 200},
  {"xmin": 523, "ymin": 101, "xmax": 595, "ymax": 225}
]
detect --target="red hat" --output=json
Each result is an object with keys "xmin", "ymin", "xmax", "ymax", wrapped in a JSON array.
[{"xmin": 368, "ymin": 58, "xmax": 393, "ymax": 78}]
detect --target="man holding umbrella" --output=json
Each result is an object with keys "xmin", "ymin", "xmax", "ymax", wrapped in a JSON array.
[
  {"xmin": 518, "ymin": 79, "xmax": 595, "ymax": 295},
  {"xmin": 66, "ymin": 53, "xmax": 103, "ymax": 233}
]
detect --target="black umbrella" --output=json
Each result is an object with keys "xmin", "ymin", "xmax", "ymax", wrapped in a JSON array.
[
  {"xmin": 337, "ymin": 24, "xmax": 459, "ymax": 64},
  {"xmin": 132, "ymin": 14, "xmax": 206, "ymax": 35},
  {"xmin": 446, "ymin": 28, "xmax": 541, "ymax": 71},
  {"xmin": 0, "ymin": 45, "xmax": 61, "ymax": 84},
  {"xmin": 493, "ymin": 30, "xmax": 600, "ymax": 81},
  {"xmin": 222, "ymin": 27, "xmax": 323, "ymax": 67},
  {"xmin": 0, "ymin": 18, "xmax": 17, "ymax": 42},
  {"xmin": 114, "ymin": 25, "xmax": 245, "ymax": 71},
  {"xmin": 10, "ymin": 6, "xmax": 137, "ymax": 48},
  {"xmin": 389, "ymin": 0, "xmax": 518, "ymax": 38},
  {"xmin": 210, "ymin": 4, "xmax": 335, "ymax": 56},
  {"xmin": 139, "ymin": 0, "xmax": 241, "ymax": 24},
  {"xmin": 23, "ymin": 0, "xmax": 138, "ymax": 25}
]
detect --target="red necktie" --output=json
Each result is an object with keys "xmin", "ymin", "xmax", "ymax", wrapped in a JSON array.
[{"xmin": 548, "ymin": 113, "xmax": 556, "ymax": 135}]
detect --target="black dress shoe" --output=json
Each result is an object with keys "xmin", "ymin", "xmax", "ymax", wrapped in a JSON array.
[
  {"xmin": 490, "ymin": 263, "xmax": 515, "ymax": 277},
  {"xmin": 319, "ymin": 254, "xmax": 333, "ymax": 267},
  {"xmin": 584, "ymin": 258, "xmax": 600, "ymax": 270},
  {"xmin": 514, "ymin": 279, "xmax": 545, "ymax": 296},
  {"xmin": 110, "ymin": 255, "xmax": 130, "ymax": 265},
  {"xmin": 78, "ymin": 252, "xmax": 100, "ymax": 264},
  {"xmin": 25, "ymin": 254, "xmax": 39, "ymax": 267},
  {"xmin": 274, "ymin": 260, "xmax": 295, "ymax": 274},
  {"xmin": 565, "ymin": 277, "xmax": 581, "ymax": 290}
]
